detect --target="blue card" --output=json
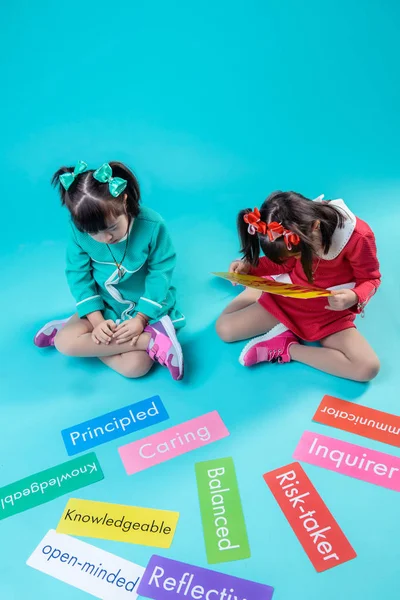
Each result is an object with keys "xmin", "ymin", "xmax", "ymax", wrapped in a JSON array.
[{"xmin": 62, "ymin": 395, "xmax": 169, "ymax": 455}]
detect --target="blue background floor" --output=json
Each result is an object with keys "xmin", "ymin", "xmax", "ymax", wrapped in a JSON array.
[{"xmin": 1, "ymin": 1, "xmax": 400, "ymax": 598}]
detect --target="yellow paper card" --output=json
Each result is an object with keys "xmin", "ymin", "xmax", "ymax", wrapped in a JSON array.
[
  {"xmin": 56, "ymin": 498, "xmax": 179, "ymax": 548},
  {"xmin": 213, "ymin": 272, "xmax": 331, "ymax": 298}
]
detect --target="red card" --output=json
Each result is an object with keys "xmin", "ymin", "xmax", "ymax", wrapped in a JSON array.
[
  {"xmin": 313, "ymin": 395, "xmax": 400, "ymax": 447},
  {"xmin": 263, "ymin": 462, "xmax": 356, "ymax": 572}
]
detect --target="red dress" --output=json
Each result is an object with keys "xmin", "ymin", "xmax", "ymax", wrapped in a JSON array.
[{"xmin": 250, "ymin": 202, "xmax": 381, "ymax": 342}]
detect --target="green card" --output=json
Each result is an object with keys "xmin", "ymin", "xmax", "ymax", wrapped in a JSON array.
[
  {"xmin": 0, "ymin": 452, "xmax": 103, "ymax": 520},
  {"xmin": 195, "ymin": 457, "xmax": 251, "ymax": 564}
]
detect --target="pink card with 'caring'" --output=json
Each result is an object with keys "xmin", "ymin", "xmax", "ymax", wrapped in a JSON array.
[{"xmin": 118, "ymin": 411, "xmax": 230, "ymax": 475}]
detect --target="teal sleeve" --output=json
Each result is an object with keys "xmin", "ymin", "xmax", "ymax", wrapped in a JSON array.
[
  {"xmin": 135, "ymin": 220, "xmax": 176, "ymax": 320},
  {"xmin": 66, "ymin": 226, "xmax": 105, "ymax": 318}
]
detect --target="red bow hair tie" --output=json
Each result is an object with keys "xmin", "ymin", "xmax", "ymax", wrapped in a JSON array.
[
  {"xmin": 243, "ymin": 208, "xmax": 267, "ymax": 235},
  {"xmin": 266, "ymin": 222, "xmax": 301, "ymax": 250},
  {"xmin": 243, "ymin": 210, "xmax": 300, "ymax": 251}
]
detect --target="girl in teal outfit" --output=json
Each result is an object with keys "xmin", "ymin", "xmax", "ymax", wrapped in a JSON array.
[{"xmin": 34, "ymin": 161, "xmax": 185, "ymax": 380}]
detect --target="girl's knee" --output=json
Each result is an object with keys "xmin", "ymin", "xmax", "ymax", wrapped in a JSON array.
[
  {"xmin": 54, "ymin": 329, "xmax": 76, "ymax": 356},
  {"xmin": 216, "ymin": 317, "xmax": 235, "ymax": 343},
  {"xmin": 353, "ymin": 357, "xmax": 380, "ymax": 382},
  {"xmin": 118, "ymin": 355, "xmax": 153, "ymax": 379}
]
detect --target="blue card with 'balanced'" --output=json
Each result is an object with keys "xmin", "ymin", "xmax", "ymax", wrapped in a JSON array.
[{"xmin": 62, "ymin": 396, "xmax": 169, "ymax": 456}]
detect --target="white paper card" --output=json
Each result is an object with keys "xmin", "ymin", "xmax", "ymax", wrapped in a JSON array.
[{"xmin": 27, "ymin": 529, "xmax": 145, "ymax": 599}]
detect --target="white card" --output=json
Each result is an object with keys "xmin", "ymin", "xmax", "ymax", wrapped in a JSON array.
[{"xmin": 27, "ymin": 529, "xmax": 145, "ymax": 599}]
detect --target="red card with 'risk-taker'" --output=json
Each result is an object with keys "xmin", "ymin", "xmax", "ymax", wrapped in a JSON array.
[{"xmin": 263, "ymin": 462, "xmax": 356, "ymax": 572}]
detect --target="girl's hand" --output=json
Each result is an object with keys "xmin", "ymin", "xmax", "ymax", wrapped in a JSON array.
[
  {"xmin": 113, "ymin": 317, "xmax": 145, "ymax": 346},
  {"xmin": 326, "ymin": 289, "xmax": 358, "ymax": 311},
  {"xmin": 92, "ymin": 319, "xmax": 117, "ymax": 345},
  {"xmin": 229, "ymin": 260, "xmax": 251, "ymax": 275},
  {"xmin": 229, "ymin": 260, "xmax": 251, "ymax": 285}
]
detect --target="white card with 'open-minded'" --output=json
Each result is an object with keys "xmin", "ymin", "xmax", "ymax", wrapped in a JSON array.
[{"xmin": 27, "ymin": 529, "xmax": 144, "ymax": 599}]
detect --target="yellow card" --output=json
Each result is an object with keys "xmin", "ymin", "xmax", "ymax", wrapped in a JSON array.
[
  {"xmin": 213, "ymin": 272, "xmax": 331, "ymax": 299},
  {"xmin": 56, "ymin": 498, "xmax": 179, "ymax": 548}
]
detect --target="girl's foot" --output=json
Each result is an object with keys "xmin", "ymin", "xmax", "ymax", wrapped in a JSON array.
[
  {"xmin": 145, "ymin": 316, "xmax": 184, "ymax": 380},
  {"xmin": 34, "ymin": 318, "xmax": 70, "ymax": 348},
  {"xmin": 239, "ymin": 323, "xmax": 299, "ymax": 367}
]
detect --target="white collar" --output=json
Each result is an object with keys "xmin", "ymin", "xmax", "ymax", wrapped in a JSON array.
[{"xmin": 313, "ymin": 196, "xmax": 356, "ymax": 260}]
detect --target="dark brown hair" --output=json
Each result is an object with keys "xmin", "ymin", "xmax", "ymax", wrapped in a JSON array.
[
  {"xmin": 52, "ymin": 161, "xmax": 140, "ymax": 233},
  {"xmin": 238, "ymin": 191, "xmax": 345, "ymax": 282}
]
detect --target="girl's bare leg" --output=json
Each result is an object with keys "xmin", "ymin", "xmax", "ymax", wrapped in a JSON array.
[
  {"xmin": 99, "ymin": 353, "xmax": 153, "ymax": 378},
  {"xmin": 217, "ymin": 290, "xmax": 379, "ymax": 383},
  {"xmin": 216, "ymin": 288, "xmax": 280, "ymax": 342},
  {"xmin": 290, "ymin": 328, "xmax": 380, "ymax": 382},
  {"xmin": 54, "ymin": 314, "xmax": 153, "ymax": 378}
]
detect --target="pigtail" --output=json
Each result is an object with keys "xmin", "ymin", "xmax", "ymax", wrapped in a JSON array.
[
  {"xmin": 238, "ymin": 209, "xmax": 260, "ymax": 266},
  {"xmin": 316, "ymin": 204, "xmax": 345, "ymax": 254},
  {"xmin": 109, "ymin": 161, "xmax": 140, "ymax": 218},
  {"xmin": 51, "ymin": 166, "xmax": 75, "ymax": 205},
  {"xmin": 299, "ymin": 242, "xmax": 314, "ymax": 283}
]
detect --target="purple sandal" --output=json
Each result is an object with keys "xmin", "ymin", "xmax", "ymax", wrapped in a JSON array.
[{"xmin": 34, "ymin": 318, "xmax": 69, "ymax": 348}]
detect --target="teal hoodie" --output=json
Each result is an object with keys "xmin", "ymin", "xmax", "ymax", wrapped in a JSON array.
[{"xmin": 65, "ymin": 206, "xmax": 185, "ymax": 327}]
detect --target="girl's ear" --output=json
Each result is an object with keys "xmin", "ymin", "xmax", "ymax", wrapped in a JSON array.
[{"xmin": 312, "ymin": 219, "xmax": 321, "ymax": 231}]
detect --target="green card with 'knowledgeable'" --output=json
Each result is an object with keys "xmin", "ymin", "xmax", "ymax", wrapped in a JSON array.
[
  {"xmin": 0, "ymin": 453, "xmax": 103, "ymax": 520},
  {"xmin": 195, "ymin": 457, "xmax": 251, "ymax": 564}
]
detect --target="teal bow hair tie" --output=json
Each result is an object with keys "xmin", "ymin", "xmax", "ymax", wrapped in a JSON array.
[
  {"xmin": 93, "ymin": 163, "xmax": 127, "ymax": 197},
  {"xmin": 59, "ymin": 160, "xmax": 88, "ymax": 191}
]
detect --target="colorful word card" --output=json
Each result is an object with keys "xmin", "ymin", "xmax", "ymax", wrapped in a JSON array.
[
  {"xmin": 27, "ymin": 529, "xmax": 144, "ymax": 599},
  {"xmin": 119, "ymin": 411, "xmax": 230, "ymax": 475},
  {"xmin": 62, "ymin": 395, "xmax": 169, "ymax": 455},
  {"xmin": 213, "ymin": 272, "xmax": 331, "ymax": 298},
  {"xmin": 137, "ymin": 555, "xmax": 274, "ymax": 600},
  {"xmin": 0, "ymin": 453, "xmax": 103, "ymax": 520},
  {"xmin": 195, "ymin": 457, "xmax": 250, "ymax": 564},
  {"xmin": 264, "ymin": 462, "xmax": 356, "ymax": 572},
  {"xmin": 57, "ymin": 498, "xmax": 179, "ymax": 548},
  {"xmin": 293, "ymin": 431, "xmax": 400, "ymax": 491},
  {"xmin": 313, "ymin": 395, "xmax": 400, "ymax": 448}
]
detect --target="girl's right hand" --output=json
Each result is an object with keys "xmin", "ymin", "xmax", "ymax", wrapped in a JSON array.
[
  {"xmin": 92, "ymin": 320, "xmax": 116, "ymax": 345},
  {"xmin": 228, "ymin": 260, "xmax": 251, "ymax": 286},
  {"xmin": 229, "ymin": 260, "xmax": 251, "ymax": 275}
]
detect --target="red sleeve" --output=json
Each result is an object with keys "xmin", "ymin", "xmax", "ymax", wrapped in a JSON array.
[
  {"xmin": 349, "ymin": 232, "xmax": 381, "ymax": 314},
  {"xmin": 249, "ymin": 256, "xmax": 297, "ymax": 277}
]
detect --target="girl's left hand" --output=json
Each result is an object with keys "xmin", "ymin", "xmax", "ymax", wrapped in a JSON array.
[
  {"xmin": 326, "ymin": 289, "xmax": 358, "ymax": 311},
  {"xmin": 113, "ymin": 317, "xmax": 145, "ymax": 345}
]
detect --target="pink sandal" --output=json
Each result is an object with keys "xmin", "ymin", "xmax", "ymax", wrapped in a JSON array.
[
  {"xmin": 145, "ymin": 315, "xmax": 184, "ymax": 381},
  {"xmin": 239, "ymin": 323, "xmax": 299, "ymax": 367}
]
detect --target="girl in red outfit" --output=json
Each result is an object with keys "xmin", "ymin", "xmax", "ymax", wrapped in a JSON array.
[{"xmin": 216, "ymin": 192, "xmax": 381, "ymax": 382}]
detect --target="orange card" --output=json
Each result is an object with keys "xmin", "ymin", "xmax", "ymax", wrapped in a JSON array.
[
  {"xmin": 264, "ymin": 462, "xmax": 356, "ymax": 572},
  {"xmin": 213, "ymin": 272, "xmax": 331, "ymax": 299},
  {"xmin": 313, "ymin": 396, "xmax": 400, "ymax": 448}
]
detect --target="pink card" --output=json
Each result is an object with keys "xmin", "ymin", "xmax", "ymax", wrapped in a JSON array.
[
  {"xmin": 118, "ymin": 411, "xmax": 230, "ymax": 475},
  {"xmin": 293, "ymin": 431, "xmax": 400, "ymax": 491}
]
